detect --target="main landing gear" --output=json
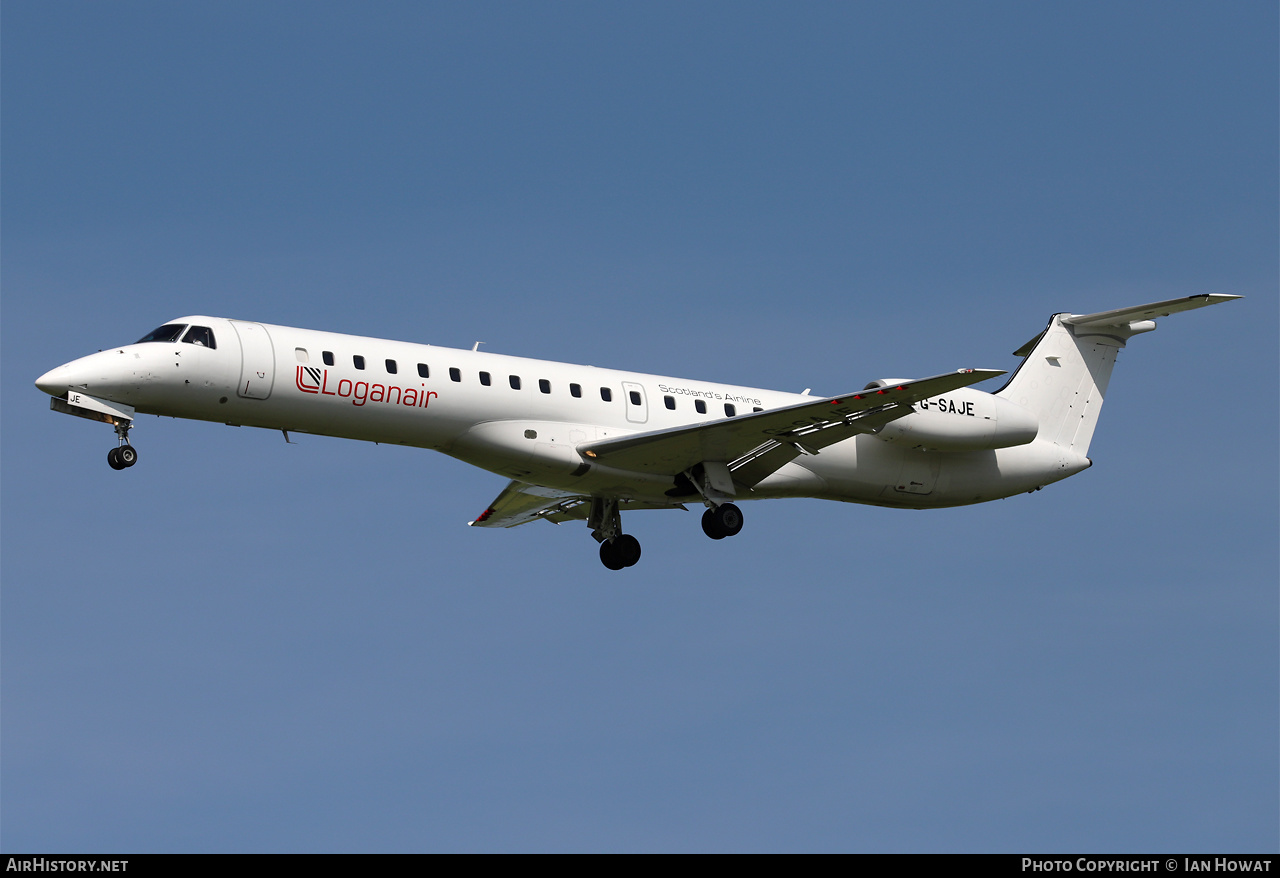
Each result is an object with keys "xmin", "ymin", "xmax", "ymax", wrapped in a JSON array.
[
  {"xmin": 586, "ymin": 497, "xmax": 746, "ymax": 570},
  {"xmin": 106, "ymin": 420, "xmax": 138, "ymax": 470},
  {"xmin": 599, "ymin": 534, "xmax": 642, "ymax": 570},
  {"xmin": 701, "ymin": 502, "xmax": 744, "ymax": 540},
  {"xmin": 588, "ymin": 497, "xmax": 642, "ymax": 571},
  {"xmin": 678, "ymin": 463, "xmax": 745, "ymax": 542}
]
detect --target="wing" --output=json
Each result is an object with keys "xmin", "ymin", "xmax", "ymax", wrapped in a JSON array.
[
  {"xmin": 471, "ymin": 369, "xmax": 1004, "ymax": 526},
  {"xmin": 468, "ymin": 481, "xmax": 684, "ymax": 529},
  {"xmin": 578, "ymin": 368, "xmax": 1005, "ymax": 487}
]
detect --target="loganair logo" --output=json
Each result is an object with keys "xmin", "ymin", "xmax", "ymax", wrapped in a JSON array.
[{"xmin": 296, "ymin": 366, "xmax": 438, "ymax": 409}]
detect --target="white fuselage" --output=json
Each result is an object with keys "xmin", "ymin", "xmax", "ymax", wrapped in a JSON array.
[{"xmin": 36, "ymin": 315, "xmax": 1087, "ymax": 510}]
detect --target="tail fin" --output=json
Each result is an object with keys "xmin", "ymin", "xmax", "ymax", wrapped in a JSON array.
[{"xmin": 996, "ymin": 293, "xmax": 1240, "ymax": 457}]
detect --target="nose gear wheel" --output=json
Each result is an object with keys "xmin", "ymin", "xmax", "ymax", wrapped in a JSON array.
[{"xmin": 107, "ymin": 444, "xmax": 138, "ymax": 469}]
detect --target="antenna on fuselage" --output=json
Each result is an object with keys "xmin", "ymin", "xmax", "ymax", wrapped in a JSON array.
[{"xmin": 472, "ymin": 341, "xmax": 484, "ymax": 351}]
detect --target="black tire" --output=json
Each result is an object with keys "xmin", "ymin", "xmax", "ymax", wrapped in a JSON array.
[
  {"xmin": 599, "ymin": 538, "xmax": 626, "ymax": 570},
  {"xmin": 701, "ymin": 508, "xmax": 726, "ymax": 540},
  {"xmin": 117, "ymin": 445, "xmax": 138, "ymax": 467},
  {"xmin": 615, "ymin": 534, "xmax": 642, "ymax": 567},
  {"xmin": 713, "ymin": 503, "xmax": 744, "ymax": 537},
  {"xmin": 107, "ymin": 447, "xmax": 126, "ymax": 470}
]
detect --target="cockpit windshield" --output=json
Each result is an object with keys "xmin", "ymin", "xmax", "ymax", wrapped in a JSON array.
[
  {"xmin": 182, "ymin": 326, "xmax": 216, "ymax": 349},
  {"xmin": 135, "ymin": 324, "xmax": 187, "ymax": 344}
]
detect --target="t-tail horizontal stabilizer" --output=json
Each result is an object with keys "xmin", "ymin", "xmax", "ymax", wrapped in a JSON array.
[
  {"xmin": 1001, "ymin": 293, "xmax": 1241, "ymax": 456},
  {"xmin": 1062, "ymin": 293, "xmax": 1242, "ymax": 328}
]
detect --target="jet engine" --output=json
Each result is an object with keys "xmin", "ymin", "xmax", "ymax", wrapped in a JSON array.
[{"xmin": 864, "ymin": 379, "xmax": 1039, "ymax": 452}]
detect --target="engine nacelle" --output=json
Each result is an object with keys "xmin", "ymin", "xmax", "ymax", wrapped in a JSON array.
[{"xmin": 864, "ymin": 379, "xmax": 1039, "ymax": 451}]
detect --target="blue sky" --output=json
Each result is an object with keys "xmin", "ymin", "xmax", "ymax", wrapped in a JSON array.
[{"xmin": 3, "ymin": 1, "xmax": 1276, "ymax": 852}]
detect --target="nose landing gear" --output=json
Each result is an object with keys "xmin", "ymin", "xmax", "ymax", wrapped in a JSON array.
[
  {"xmin": 106, "ymin": 420, "xmax": 138, "ymax": 470},
  {"xmin": 107, "ymin": 445, "xmax": 138, "ymax": 470}
]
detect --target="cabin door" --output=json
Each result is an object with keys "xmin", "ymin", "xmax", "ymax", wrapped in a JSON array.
[
  {"xmin": 622, "ymin": 382, "xmax": 648, "ymax": 424},
  {"xmin": 230, "ymin": 321, "xmax": 276, "ymax": 400}
]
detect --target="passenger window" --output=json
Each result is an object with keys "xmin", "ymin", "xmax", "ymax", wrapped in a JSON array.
[
  {"xmin": 183, "ymin": 326, "xmax": 217, "ymax": 349},
  {"xmin": 449, "ymin": 368, "xmax": 461, "ymax": 382},
  {"xmin": 509, "ymin": 375, "xmax": 522, "ymax": 390},
  {"xmin": 724, "ymin": 404, "xmax": 736, "ymax": 417},
  {"xmin": 664, "ymin": 396, "xmax": 675, "ymax": 410},
  {"xmin": 417, "ymin": 363, "xmax": 429, "ymax": 378},
  {"xmin": 295, "ymin": 348, "xmax": 309, "ymax": 363},
  {"xmin": 695, "ymin": 399, "xmax": 707, "ymax": 414},
  {"xmin": 354, "ymin": 355, "xmax": 366, "ymax": 370},
  {"xmin": 479, "ymin": 371, "xmax": 491, "ymax": 386},
  {"xmin": 570, "ymin": 383, "xmax": 582, "ymax": 398},
  {"xmin": 323, "ymin": 351, "xmax": 335, "ymax": 366},
  {"xmin": 385, "ymin": 359, "xmax": 397, "ymax": 374},
  {"xmin": 629, "ymin": 390, "xmax": 642, "ymax": 406},
  {"xmin": 600, "ymin": 387, "xmax": 612, "ymax": 402},
  {"xmin": 753, "ymin": 406, "xmax": 763, "ymax": 412},
  {"xmin": 539, "ymin": 379, "xmax": 551, "ymax": 394}
]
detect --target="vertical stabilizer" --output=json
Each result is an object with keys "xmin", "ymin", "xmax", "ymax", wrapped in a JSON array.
[
  {"xmin": 996, "ymin": 293, "xmax": 1239, "ymax": 457},
  {"xmin": 996, "ymin": 315, "xmax": 1122, "ymax": 456}
]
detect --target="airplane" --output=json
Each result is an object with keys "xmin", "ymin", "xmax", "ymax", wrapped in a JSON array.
[{"xmin": 35, "ymin": 293, "xmax": 1239, "ymax": 569}]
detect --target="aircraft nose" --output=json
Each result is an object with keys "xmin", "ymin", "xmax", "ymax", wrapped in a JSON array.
[
  {"xmin": 36, "ymin": 349, "xmax": 142, "ymax": 400},
  {"xmin": 35, "ymin": 364, "xmax": 72, "ymax": 396},
  {"xmin": 35, "ymin": 353, "xmax": 102, "ymax": 396}
]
